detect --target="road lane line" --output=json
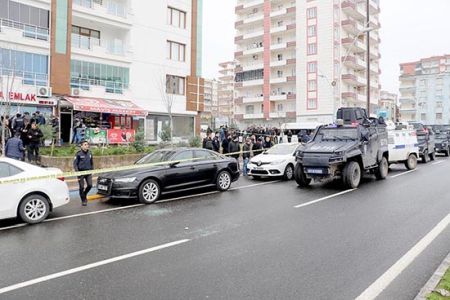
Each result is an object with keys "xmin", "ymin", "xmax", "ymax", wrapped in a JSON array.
[
  {"xmin": 294, "ymin": 189, "xmax": 356, "ymax": 208},
  {"xmin": 356, "ymin": 213, "xmax": 450, "ymax": 300},
  {"xmin": 0, "ymin": 181, "xmax": 281, "ymax": 231},
  {"xmin": 432, "ymin": 160, "xmax": 445, "ymax": 165},
  {"xmin": 0, "ymin": 239, "xmax": 190, "ymax": 295},
  {"xmin": 389, "ymin": 169, "xmax": 416, "ymax": 178}
]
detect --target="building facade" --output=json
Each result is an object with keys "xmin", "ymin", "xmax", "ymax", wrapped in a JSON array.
[
  {"xmin": 379, "ymin": 90, "xmax": 397, "ymax": 122},
  {"xmin": 399, "ymin": 55, "xmax": 450, "ymax": 125},
  {"xmin": 202, "ymin": 78, "xmax": 218, "ymax": 127},
  {"xmin": 217, "ymin": 61, "xmax": 236, "ymax": 126},
  {"xmin": 0, "ymin": 0, "xmax": 204, "ymax": 143},
  {"xmin": 233, "ymin": 0, "xmax": 381, "ymax": 128}
]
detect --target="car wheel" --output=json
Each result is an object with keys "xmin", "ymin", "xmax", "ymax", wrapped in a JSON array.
[
  {"xmin": 283, "ymin": 164, "xmax": 294, "ymax": 181},
  {"xmin": 430, "ymin": 151, "xmax": 436, "ymax": 161},
  {"xmin": 343, "ymin": 161, "xmax": 361, "ymax": 189},
  {"xmin": 405, "ymin": 154, "xmax": 417, "ymax": 170},
  {"xmin": 216, "ymin": 171, "xmax": 232, "ymax": 191},
  {"xmin": 19, "ymin": 194, "xmax": 50, "ymax": 224},
  {"xmin": 375, "ymin": 156, "xmax": 388, "ymax": 180},
  {"xmin": 138, "ymin": 179, "xmax": 161, "ymax": 204},
  {"xmin": 422, "ymin": 151, "xmax": 429, "ymax": 163},
  {"xmin": 294, "ymin": 163, "xmax": 311, "ymax": 187}
]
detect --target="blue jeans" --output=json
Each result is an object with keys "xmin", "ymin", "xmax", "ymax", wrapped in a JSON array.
[{"xmin": 243, "ymin": 157, "xmax": 249, "ymax": 176}]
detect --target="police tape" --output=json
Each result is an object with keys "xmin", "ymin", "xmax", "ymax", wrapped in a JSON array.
[{"xmin": 0, "ymin": 148, "xmax": 270, "ymax": 185}]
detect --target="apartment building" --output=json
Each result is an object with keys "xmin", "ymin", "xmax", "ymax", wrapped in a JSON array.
[
  {"xmin": 233, "ymin": 0, "xmax": 381, "ymax": 127},
  {"xmin": 202, "ymin": 78, "xmax": 219, "ymax": 127},
  {"xmin": 0, "ymin": 0, "xmax": 204, "ymax": 143},
  {"xmin": 217, "ymin": 61, "xmax": 236, "ymax": 126},
  {"xmin": 399, "ymin": 55, "xmax": 450, "ymax": 125},
  {"xmin": 379, "ymin": 90, "xmax": 397, "ymax": 122}
]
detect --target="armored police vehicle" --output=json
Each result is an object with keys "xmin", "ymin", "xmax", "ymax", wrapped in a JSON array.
[
  {"xmin": 410, "ymin": 123, "xmax": 436, "ymax": 163},
  {"xmin": 294, "ymin": 108, "xmax": 389, "ymax": 189},
  {"xmin": 431, "ymin": 125, "xmax": 450, "ymax": 157}
]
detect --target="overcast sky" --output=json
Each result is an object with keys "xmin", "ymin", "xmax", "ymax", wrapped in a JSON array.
[{"xmin": 202, "ymin": 0, "xmax": 450, "ymax": 95}]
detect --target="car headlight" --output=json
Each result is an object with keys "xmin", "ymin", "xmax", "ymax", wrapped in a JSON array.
[
  {"xmin": 270, "ymin": 160, "xmax": 285, "ymax": 165},
  {"xmin": 114, "ymin": 177, "xmax": 137, "ymax": 183}
]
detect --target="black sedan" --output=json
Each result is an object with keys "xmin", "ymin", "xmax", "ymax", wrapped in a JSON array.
[{"xmin": 96, "ymin": 148, "xmax": 240, "ymax": 204}]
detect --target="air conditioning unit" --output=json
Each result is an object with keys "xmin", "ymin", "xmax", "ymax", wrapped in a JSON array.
[
  {"xmin": 36, "ymin": 86, "xmax": 52, "ymax": 98},
  {"xmin": 71, "ymin": 88, "xmax": 81, "ymax": 97}
]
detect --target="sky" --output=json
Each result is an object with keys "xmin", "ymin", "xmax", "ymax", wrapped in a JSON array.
[{"xmin": 202, "ymin": 0, "xmax": 450, "ymax": 95}]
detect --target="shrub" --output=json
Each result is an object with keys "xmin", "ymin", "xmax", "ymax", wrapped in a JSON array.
[
  {"xmin": 132, "ymin": 131, "xmax": 145, "ymax": 152},
  {"xmin": 189, "ymin": 136, "xmax": 202, "ymax": 148},
  {"xmin": 159, "ymin": 124, "xmax": 171, "ymax": 142}
]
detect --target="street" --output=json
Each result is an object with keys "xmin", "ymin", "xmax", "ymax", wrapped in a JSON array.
[{"xmin": 0, "ymin": 158, "xmax": 449, "ymax": 299}]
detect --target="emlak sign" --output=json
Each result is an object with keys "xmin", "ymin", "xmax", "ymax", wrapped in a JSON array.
[{"xmin": 0, "ymin": 91, "xmax": 37, "ymax": 102}]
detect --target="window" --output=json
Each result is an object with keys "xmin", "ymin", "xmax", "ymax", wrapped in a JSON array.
[
  {"xmin": 307, "ymin": 7, "xmax": 317, "ymax": 19},
  {"xmin": 0, "ymin": 162, "xmax": 23, "ymax": 178},
  {"xmin": 307, "ymin": 25, "xmax": 316, "ymax": 37},
  {"xmin": 308, "ymin": 99, "xmax": 317, "ymax": 109},
  {"xmin": 307, "ymin": 43, "xmax": 317, "ymax": 55},
  {"xmin": 245, "ymin": 105, "xmax": 254, "ymax": 114},
  {"xmin": 235, "ymin": 69, "xmax": 264, "ymax": 82},
  {"xmin": 0, "ymin": 1, "xmax": 49, "ymax": 29},
  {"xmin": 421, "ymin": 113, "xmax": 427, "ymax": 121},
  {"xmin": 277, "ymin": 104, "xmax": 283, "ymax": 112},
  {"xmin": 308, "ymin": 80, "xmax": 317, "ymax": 91},
  {"xmin": 167, "ymin": 41, "xmax": 186, "ymax": 62},
  {"xmin": 194, "ymin": 150, "xmax": 218, "ymax": 161},
  {"xmin": 436, "ymin": 101, "xmax": 443, "ymax": 108},
  {"xmin": 436, "ymin": 113, "xmax": 443, "ymax": 120},
  {"xmin": 166, "ymin": 75, "xmax": 185, "ymax": 95},
  {"xmin": 0, "ymin": 48, "xmax": 49, "ymax": 86},
  {"xmin": 307, "ymin": 62, "xmax": 317, "ymax": 73},
  {"xmin": 168, "ymin": 7, "xmax": 186, "ymax": 29},
  {"xmin": 173, "ymin": 150, "xmax": 194, "ymax": 163}
]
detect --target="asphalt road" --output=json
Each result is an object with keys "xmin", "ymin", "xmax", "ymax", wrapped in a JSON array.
[{"xmin": 0, "ymin": 157, "xmax": 449, "ymax": 299}]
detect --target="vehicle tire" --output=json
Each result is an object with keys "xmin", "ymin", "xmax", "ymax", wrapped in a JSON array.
[
  {"xmin": 375, "ymin": 156, "xmax": 388, "ymax": 180},
  {"xmin": 138, "ymin": 179, "xmax": 161, "ymax": 204},
  {"xmin": 283, "ymin": 164, "xmax": 294, "ymax": 181},
  {"xmin": 18, "ymin": 194, "xmax": 50, "ymax": 224},
  {"xmin": 430, "ymin": 151, "xmax": 436, "ymax": 161},
  {"xmin": 216, "ymin": 171, "xmax": 232, "ymax": 191},
  {"xmin": 422, "ymin": 150, "xmax": 429, "ymax": 163},
  {"xmin": 343, "ymin": 161, "xmax": 361, "ymax": 189},
  {"xmin": 294, "ymin": 163, "xmax": 311, "ymax": 187},
  {"xmin": 405, "ymin": 154, "xmax": 417, "ymax": 170}
]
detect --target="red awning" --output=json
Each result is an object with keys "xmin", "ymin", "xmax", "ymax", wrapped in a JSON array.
[{"xmin": 65, "ymin": 97, "xmax": 147, "ymax": 117}]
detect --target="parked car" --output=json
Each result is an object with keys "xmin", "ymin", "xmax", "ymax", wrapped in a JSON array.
[
  {"xmin": 248, "ymin": 143, "xmax": 302, "ymax": 180},
  {"xmin": 387, "ymin": 127, "xmax": 419, "ymax": 170},
  {"xmin": 0, "ymin": 158, "xmax": 70, "ymax": 224},
  {"xmin": 433, "ymin": 129, "xmax": 450, "ymax": 157},
  {"xmin": 97, "ymin": 148, "xmax": 240, "ymax": 204}
]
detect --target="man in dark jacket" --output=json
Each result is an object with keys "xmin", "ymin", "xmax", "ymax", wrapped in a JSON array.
[
  {"xmin": 5, "ymin": 132, "xmax": 25, "ymax": 160},
  {"xmin": 228, "ymin": 136, "xmax": 241, "ymax": 170},
  {"xmin": 222, "ymin": 135, "xmax": 231, "ymax": 155},
  {"xmin": 212, "ymin": 135, "xmax": 220, "ymax": 153},
  {"xmin": 12, "ymin": 113, "xmax": 24, "ymax": 136},
  {"xmin": 73, "ymin": 140, "xmax": 94, "ymax": 206},
  {"xmin": 202, "ymin": 134, "xmax": 213, "ymax": 150},
  {"xmin": 242, "ymin": 139, "xmax": 252, "ymax": 176},
  {"xmin": 27, "ymin": 122, "xmax": 43, "ymax": 164},
  {"xmin": 252, "ymin": 138, "xmax": 264, "ymax": 156}
]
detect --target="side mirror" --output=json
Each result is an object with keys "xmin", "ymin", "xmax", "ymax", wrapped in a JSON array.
[{"xmin": 169, "ymin": 161, "xmax": 180, "ymax": 168}]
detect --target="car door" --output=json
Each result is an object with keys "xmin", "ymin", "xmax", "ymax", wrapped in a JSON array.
[
  {"xmin": 194, "ymin": 150, "xmax": 219, "ymax": 184},
  {"xmin": 0, "ymin": 162, "xmax": 24, "ymax": 220},
  {"xmin": 164, "ymin": 150, "xmax": 199, "ymax": 191}
]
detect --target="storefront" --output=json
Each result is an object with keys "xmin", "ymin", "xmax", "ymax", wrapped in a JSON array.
[
  {"xmin": 145, "ymin": 114, "xmax": 195, "ymax": 143},
  {"xmin": 0, "ymin": 91, "xmax": 57, "ymax": 120},
  {"xmin": 60, "ymin": 97, "xmax": 147, "ymax": 144}
]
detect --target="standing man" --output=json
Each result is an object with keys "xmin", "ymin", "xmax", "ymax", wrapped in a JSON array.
[
  {"xmin": 35, "ymin": 111, "xmax": 46, "ymax": 125},
  {"xmin": 242, "ymin": 138, "xmax": 252, "ymax": 176},
  {"xmin": 287, "ymin": 130, "xmax": 293, "ymax": 143},
  {"xmin": 27, "ymin": 122, "xmax": 43, "ymax": 164},
  {"xmin": 228, "ymin": 136, "xmax": 241, "ymax": 169},
  {"xmin": 73, "ymin": 140, "xmax": 94, "ymax": 206}
]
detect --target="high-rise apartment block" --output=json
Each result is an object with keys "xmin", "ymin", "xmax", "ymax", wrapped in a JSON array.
[
  {"xmin": 379, "ymin": 91, "xmax": 397, "ymax": 122},
  {"xmin": 0, "ymin": 0, "xmax": 204, "ymax": 142},
  {"xmin": 202, "ymin": 78, "xmax": 219, "ymax": 127},
  {"xmin": 399, "ymin": 55, "xmax": 450, "ymax": 125},
  {"xmin": 218, "ymin": 61, "xmax": 236, "ymax": 126},
  {"xmin": 234, "ymin": 0, "xmax": 381, "ymax": 128}
]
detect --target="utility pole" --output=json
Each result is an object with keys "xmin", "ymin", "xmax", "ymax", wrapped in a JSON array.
[{"xmin": 366, "ymin": 0, "xmax": 371, "ymax": 115}]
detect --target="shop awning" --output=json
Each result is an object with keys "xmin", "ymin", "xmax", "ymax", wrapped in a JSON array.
[{"xmin": 64, "ymin": 97, "xmax": 147, "ymax": 117}]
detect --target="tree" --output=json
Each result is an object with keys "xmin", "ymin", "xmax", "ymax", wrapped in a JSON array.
[{"xmin": 155, "ymin": 71, "xmax": 175, "ymax": 146}]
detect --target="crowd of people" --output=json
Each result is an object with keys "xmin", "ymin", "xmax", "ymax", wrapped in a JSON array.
[{"xmin": 0, "ymin": 111, "xmax": 59, "ymax": 164}]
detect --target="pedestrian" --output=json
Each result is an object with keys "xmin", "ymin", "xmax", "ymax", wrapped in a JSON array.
[
  {"xmin": 21, "ymin": 121, "xmax": 31, "ymax": 162},
  {"xmin": 242, "ymin": 138, "xmax": 251, "ymax": 176},
  {"xmin": 263, "ymin": 136, "xmax": 273, "ymax": 149},
  {"xmin": 27, "ymin": 122, "xmax": 43, "ymax": 164},
  {"xmin": 51, "ymin": 115, "xmax": 59, "ymax": 145},
  {"xmin": 222, "ymin": 134, "xmax": 231, "ymax": 155},
  {"xmin": 5, "ymin": 132, "xmax": 25, "ymax": 160},
  {"xmin": 229, "ymin": 136, "xmax": 241, "ymax": 169},
  {"xmin": 202, "ymin": 133, "xmax": 214, "ymax": 150},
  {"xmin": 287, "ymin": 130, "xmax": 293, "ymax": 143},
  {"xmin": 73, "ymin": 140, "xmax": 94, "ymax": 206},
  {"xmin": 253, "ymin": 138, "xmax": 264, "ymax": 156},
  {"xmin": 35, "ymin": 111, "xmax": 46, "ymax": 125},
  {"xmin": 212, "ymin": 135, "xmax": 220, "ymax": 153}
]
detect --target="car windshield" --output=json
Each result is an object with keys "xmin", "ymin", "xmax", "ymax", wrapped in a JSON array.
[
  {"xmin": 264, "ymin": 144, "xmax": 299, "ymax": 155},
  {"xmin": 317, "ymin": 128, "xmax": 358, "ymax": 141},
  {"xmin": 135, "ymin": 151, "xmax": 176, "ymax": 165}
]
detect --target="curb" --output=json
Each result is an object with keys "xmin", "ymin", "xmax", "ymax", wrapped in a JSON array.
[
  {"xmin": 87, "ymin": 194, "xmax": 107, "ymax": 201},
  {"xmin": 415, "ymin": 252, "xmax": 450, "ymax": 300}
]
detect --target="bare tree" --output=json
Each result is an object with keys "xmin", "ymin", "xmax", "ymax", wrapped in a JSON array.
[{"xmin": 155, "ymin": 71, "xmax": 175, "ymax": 146}]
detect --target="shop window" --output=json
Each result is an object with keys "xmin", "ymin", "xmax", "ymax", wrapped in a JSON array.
[{"xmin": 166, "ymin": 75, "xmax": 185, "ymax": 95}]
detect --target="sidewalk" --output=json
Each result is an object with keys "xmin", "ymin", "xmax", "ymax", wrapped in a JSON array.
[{"xmin": 415, "ymin": 252, "xmax": 450, "ymax": 299}]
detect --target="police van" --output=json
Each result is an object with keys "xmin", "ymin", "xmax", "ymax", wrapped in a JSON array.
[{"xmin": 387, "ymin": 122, "xmax": 419, "ymax": 170}]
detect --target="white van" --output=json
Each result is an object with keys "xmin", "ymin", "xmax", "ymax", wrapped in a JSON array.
[{"xmin": 387, "ymin": 128, "xmax": 419, "ymax": 170}]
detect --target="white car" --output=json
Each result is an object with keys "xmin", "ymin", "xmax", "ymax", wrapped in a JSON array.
[
  {"xmin": 388, "ymin": 128, "xmax": 419, "ymax": 170},
  {"xmin": 248, "ymin": 143, "xmax": 301, "ymax": 180},
  {"xmin": 0, "ymin": 158, "xmax": 70, "ymax": 224}
]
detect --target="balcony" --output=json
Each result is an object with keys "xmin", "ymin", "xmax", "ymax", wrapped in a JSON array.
[
  {"xmin": 242, "ymin": 45, "xmax": 264, "ymax": 56},
  {"xmin": 269, "ymin": 112, "xmax": 286, "ymax": 118},
  {"xmin": 270, "ymin": 6, "xmax": 296, "ymax": 18},
  {"xmin": 270, "ymin": 23, "xmax": 295, "ymax": 34},
  {"xmin": 71, "ymin": 77, "xmax": 129, "ymax": 95},
  {"xmin": 341, "ymin": 19, "xmax": 365, "ymax": 35},
  {"xmin": 71, "ymin": 34, "xmax": 131, "ymax": 62},
  {"xmin": 342, "ymin": 74, "xmax": 366, "ymax": 86},
  {"xmin": 236, "ymin": 0, "xmax": 264, "ymax": 14},
  {"xmin": 244, "ymin": 113, "xmax": 264, "ymax": 119},
  {"xmin": 0, "ymin": 19, "xmax": 49, "ymax": 47},
  {"xmin": 341, "ymin": 1, "xmax": 365, "ymax": 20},
  {"xmin": 241, "ymin": 62, "xmax": 264, "ymax": 72},
  {"xmin": 243, "ymin": 96, "xmax": 264, "ymax": 103},
  {"xmin": 236, "ymin": 13, "xmax": 264, "ymax": 28},
  {"xmin": 242, "ymin": 29, "xmax": 264, "ymax": 40},
  {"xmin": 1, "ymin": 68, "xmax": 48, "ymax": 87},
  {"xmin": 240, "ymin": 79, "xmax": 264, "ymax": 87},
  {"xmin": 270, "ymin": 93, "xmax": 295, "ymax": 101},
  {"xmin": 399, "ymin": 97, "xmax": 415, "ymax": 104},
  {"xmin": 342, "ymin": 37, "xmax": 365, "ymax": 53},
  {"xmin": 369, "ymin": 0, "xmax": 380, "ymax": 14},
  {"xmin": 72, "ymin": 0, "xmax": 132, "ymax": 29},
  {"xmin": 342, "ymin": 55, "xmax": 366, "ymax": 70}
]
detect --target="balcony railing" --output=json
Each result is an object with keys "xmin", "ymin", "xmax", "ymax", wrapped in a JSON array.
[
  {"xmin": 0, "ymin": 19, "xmax": 49, "ymax": 41},
  {"xmin": 71, "ymin": 77, "xmax": 128, "ymax": 94},
  {"xmin": 1, "ymin": 68, "xmax": 48, "ymax": 87},
  {"xmin": 72, "ymin": 34, "xmax": 125, "ymax": 56},
  {"xmin": 73, "ymin": 0, "xmax": 127, "ymax": 18}
]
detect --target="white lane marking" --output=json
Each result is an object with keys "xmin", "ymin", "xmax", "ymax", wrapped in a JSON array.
[
  {"xmin": 0, "ymin": 181, "xmax": 281, "ymax": 232},
  {"xmin": 356, "ymin": 213, "xmax": 450, "ymax": 300},
  {"xmin": 294, "ymin": 189, "xmax": 356, "ymax": 208},
  {"xmin": 389, "ymin": 169, "xmax": 416, "ymax": 178},
  {"xmin": 0, "ymin": 239, "xmax": 190, "ymax": 295},
  {"xmin": 432, "ymin": 160, "xmax": 445, "ymax": 165}
]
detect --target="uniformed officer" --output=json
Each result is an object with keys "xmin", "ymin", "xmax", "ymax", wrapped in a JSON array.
[{"xmin": 73, "ymin": 140, "xmax": 94, "ymax": 206}]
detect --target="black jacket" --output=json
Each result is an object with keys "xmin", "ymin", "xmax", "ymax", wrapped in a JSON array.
[
  {"xmin": 242, "ymin": 144, "xmax": 251, "ymax": 159},
  {"xmin": 28, "ymin": 128, "xmax": 43, "ymax": 144},
  {"xmin": 252, "ymin": 143, "xmax": 263, "ymax": 155},
  {"xmin": 228, "ymin": 141, "xmax": 240, "ymax": 158},
  {"xmin": 222, "ymin": 138, "xmax": 230, "ymax": 154},
  {"xmin": 73, "ymin": 150, "xmax": 94, "ymax": 171}
]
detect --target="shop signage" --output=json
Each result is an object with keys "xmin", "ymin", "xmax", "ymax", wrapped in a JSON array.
[
  {"xmin": 107, "ymin": 129, "xmax": 135, "ymax": 144},
  {"xmin": 0, "ymin": 91, "xmax": 55, "ymax": 106},
  {"xmin": 85, "ymin": 128, "xmax": 107, "ymax": 144}
]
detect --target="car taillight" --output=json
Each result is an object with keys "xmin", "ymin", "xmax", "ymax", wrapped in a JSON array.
[
  {"xmin": 351, "ymin": 122, "xmax": 359, "ymax": 127},
  {"xmin": 57, "ymin": 177, "xmax": 65, "ymax": 182}
]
